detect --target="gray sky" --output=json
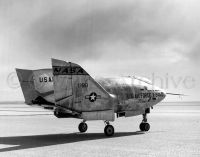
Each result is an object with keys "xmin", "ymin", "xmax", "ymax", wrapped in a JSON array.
[{"xmin": 0, "ymin": 0, "xmax": 200, "ymax": 101}]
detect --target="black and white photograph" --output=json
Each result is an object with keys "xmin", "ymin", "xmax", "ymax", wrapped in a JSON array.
[{"xmin": 0, "ymin": 0, "xmax": 200, "ymax": 156}]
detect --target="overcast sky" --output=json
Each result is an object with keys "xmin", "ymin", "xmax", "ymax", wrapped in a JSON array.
[{"xmin": 0, "ymin": 0, "xmax": 200, "ymax": 101}]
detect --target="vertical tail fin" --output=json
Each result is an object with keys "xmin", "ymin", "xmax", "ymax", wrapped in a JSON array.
[
  {"xmin": 16, "ymin": 68, "xmax": 55, "ymax": 106},
  {"xmin": 16, "ymin": 68, "xmax": 37, "ymax": 104},
  {"xmin": 52, "ymin": 58, "xmax": 112, "ymax": 112}
]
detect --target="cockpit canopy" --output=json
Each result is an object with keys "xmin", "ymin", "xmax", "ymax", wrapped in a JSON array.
[{"xmin": 132, "ymin": 76, "xmax": 152, "ymax": 85}]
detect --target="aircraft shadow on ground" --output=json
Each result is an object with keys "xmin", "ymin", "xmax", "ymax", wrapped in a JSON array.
[{"xmin": 0, "ymin": 131, "xmax": 144, "ymax": 152}]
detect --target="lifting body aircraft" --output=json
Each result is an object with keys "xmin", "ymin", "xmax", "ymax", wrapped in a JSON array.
[{"xmin": 16, "ymin": 58, "xmax": 168, "ymax": 136}]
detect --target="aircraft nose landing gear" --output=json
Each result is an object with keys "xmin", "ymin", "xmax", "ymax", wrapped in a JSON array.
[
  {"xmin": 139, "ymin": 113, "xmax": 150, "ymax": 131},
  {"xmin": 140, "ymin": 122, "xmax": 150, "ymax": 131},
  {"xmin": 78, "ymin": 121, "xmax": 88, "ymax": 133}
]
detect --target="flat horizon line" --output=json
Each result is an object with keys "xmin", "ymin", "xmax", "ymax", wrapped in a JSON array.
[{"xmin": 0, "ymin": 100, "xmax": 200, "ymax": 104}]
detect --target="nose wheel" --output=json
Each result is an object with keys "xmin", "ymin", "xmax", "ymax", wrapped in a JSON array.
[
  {"xmin": 78, "ymin": 121, "xmax": 88, "ymax": 133},
  {"xmin": 140, "ymin": 122, "xmax": 150, "ymax": 131},
  {"xmin": 139, "ymin": 113, "xmax": 150, "ymax": 131}
]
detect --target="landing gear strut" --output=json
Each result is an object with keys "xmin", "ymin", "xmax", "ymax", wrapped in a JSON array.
[
  {"xmin": 78, "ymin": 120, "xmax": 88, "ymax": 133},
  {"xmin": 139, "ymin": 113, "xmax": 150, "ymax": 131},
  {"xmin": 104, "ymin": 121, "xmax": 114, "ymax": 136}
]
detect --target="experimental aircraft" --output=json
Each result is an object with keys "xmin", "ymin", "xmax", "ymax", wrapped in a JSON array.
[{"xmin": 16, "ymin": 58, "xmax": 180, "ymax": 136}]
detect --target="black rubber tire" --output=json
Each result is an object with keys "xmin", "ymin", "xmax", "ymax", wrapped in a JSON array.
[
  {"xmin": 139, "ymin": 123, "xmax": 144, "ymax": 131},
  {"xmin": 140, "ymin": 123, "xmax": 150, "ymax": 131},
  {"xmin": 144, "ymin": 123, "xmax": 150, "ymax": 131},
  {"xmin": 104, "ymin": 125, "xmax": 115, "ymax": 136},
  {"xmin": 78, "ymin": 122, "xmax": 88, "ymax": 133},
  {"xmin": 54, "ymin": 110, "xmax": 62, "ymax": 118}
]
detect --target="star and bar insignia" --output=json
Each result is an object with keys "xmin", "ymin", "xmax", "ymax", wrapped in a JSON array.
[{"xmin": 85, "ymin": 92, "xmax": 101, "ymax": 102}]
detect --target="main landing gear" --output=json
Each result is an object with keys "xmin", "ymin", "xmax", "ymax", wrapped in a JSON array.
[
  {"xmin": 78, "ymin": 120, "xmax": 88, "ymax": 133},
  {"xmin": 104, "ymin": 121, "xmax": 114, "ymax": 136},
  {"xmin": 139, "ymin": 113, "xmax": 150, "ymax": 131},
  {"xmin": 78, "ymin": 120, "xmax": 114, "ymax": 136}
]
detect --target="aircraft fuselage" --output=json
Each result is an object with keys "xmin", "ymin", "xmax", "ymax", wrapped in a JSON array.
[{"xmin": 27, "ymin": 69, "xmax": 165, "ymax": 115}]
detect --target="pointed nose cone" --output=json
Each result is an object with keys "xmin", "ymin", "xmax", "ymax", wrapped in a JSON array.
[
  {"xmin": 161, "ymin": 89, "xmax": 166, "ymax": 101},
  {"xmin": 153, "ymin": 86, "xmax": 166, "ymax": 102},
  {"xmin": 157, "ymin": 88, "xmax": 166, "ymax": 102}
]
